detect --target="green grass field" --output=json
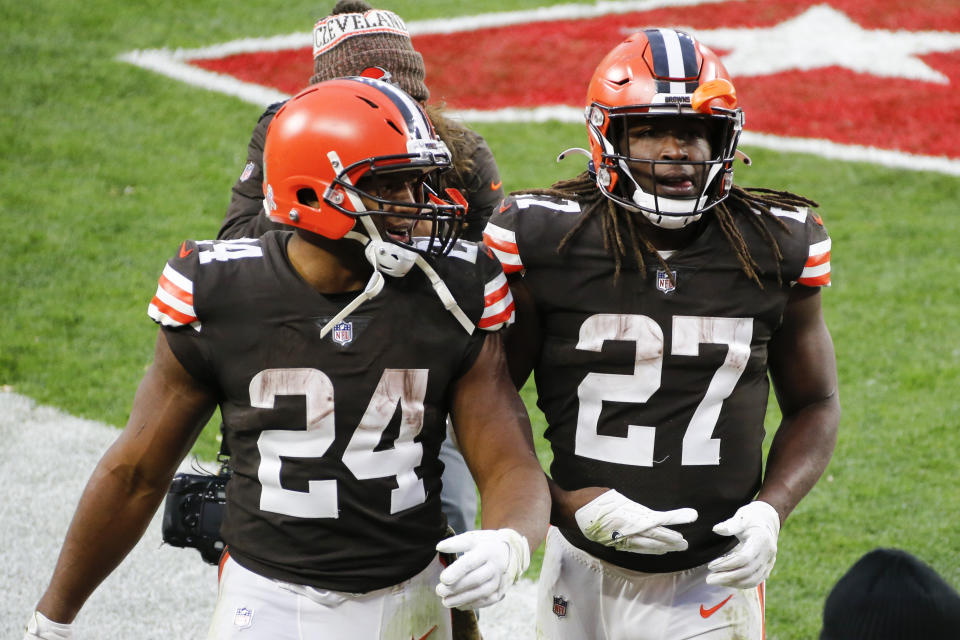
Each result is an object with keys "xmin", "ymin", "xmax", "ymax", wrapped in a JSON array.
[{"xmin": 3, "ymin": 1, "xmax": 959, "ymax": 638}]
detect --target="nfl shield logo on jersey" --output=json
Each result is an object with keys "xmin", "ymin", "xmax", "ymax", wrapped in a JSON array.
[
  {"xmin": 332, "ymin": 321, "xmax": 353, "ymax": 346},
  {"xmin": 233, "ymin": 607, "xmax": 253, "ymax": 629},
  {"xmin": 553, "ymin": 595, "xmax": 568, "ymax": 618},
  {"xmin": 656, "ymin": 269, "xmax": 677, "ymax": 293},
  {"xmin": 239, "ymin": 161, "xmax": 255, "ymax": 182}
]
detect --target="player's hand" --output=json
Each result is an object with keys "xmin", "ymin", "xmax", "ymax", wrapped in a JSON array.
[
  {"xmin": 707, "ymin": 500, "xmax": 781, "ymax": 589},
  {"xmin": 24, "ymin": 611, "xmax": 73, "ymax": 640},
  {"xmin": 435, "ymin": 528, "xmax": 530, "ymax": 610},
  {"xmin": 574, "ymin": 489, "xmax": 698, "ymax": 554}
]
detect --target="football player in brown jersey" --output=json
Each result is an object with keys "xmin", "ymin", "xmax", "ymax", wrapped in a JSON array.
[
  {"xmin": 219, "ymin": 0, "xmax": 504, "ymax": 540},
  {"xmin": 24, "ymin": 78, "xmax": 548, "ymax": 640},
  {"xmin": 484, "ymin": 29, "xmax": 840, "ymax": 640}
]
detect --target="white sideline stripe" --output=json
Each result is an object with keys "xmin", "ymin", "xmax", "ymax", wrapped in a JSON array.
[
  {"xmin": 116, "ymin": 2, "xmax": 960, "ymax": 178},
  {"xmin": 117, "ymin": 49, "xmax": 289, "ymax": 107}
]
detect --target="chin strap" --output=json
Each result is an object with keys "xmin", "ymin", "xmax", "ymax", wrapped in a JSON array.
[
  {"xmin": 413, "ymin": 254, "xmax": 474, "ymax": 335},
  {"xmin": 318, "ymin": 151, "xmax": 475, "ymax": 337},
  {"xmin": 318, "ymin": 268, "xmax": 385, "ymax": 339}
]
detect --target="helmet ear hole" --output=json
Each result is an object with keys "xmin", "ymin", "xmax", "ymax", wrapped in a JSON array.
[{"xmin": 297, "ymin": 188, "xmax": 319, "ymax": 207}]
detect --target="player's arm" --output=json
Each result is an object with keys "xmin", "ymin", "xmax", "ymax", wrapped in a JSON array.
[
  {"xmin": 758, "ymin": 284, "xmax": 840, "ymax": 521},
  {"xmin": 501, "ymin": 274, "xmax": 542, "ymax": 390},
  {"xmin": 450, "ymin": 331, "xmax": 548, "ymax": 548},
  {"xmin": 435, "ymin": 332, "xmax": 549, "ymax": 609},
  {"xmin": 32, "ymin": 331, "xmax": 217, "ymax": 625},
  {"xmin": 706, "ymin": 285, "xmax": 839, "ymax": 589}
]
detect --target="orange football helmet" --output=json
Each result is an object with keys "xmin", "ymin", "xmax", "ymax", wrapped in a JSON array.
[
  {"xmin": 262, "ymin": 77, "xmax": 465, "ymax": 255},
  {"xmin": 585, "ymin": 28, "xmax": 744, "ymax": 228}
]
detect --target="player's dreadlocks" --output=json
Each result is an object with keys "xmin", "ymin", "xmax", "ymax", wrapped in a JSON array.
[{"xmin": 517, "ymin": 171, "xmax": 818, "ymax": 288}]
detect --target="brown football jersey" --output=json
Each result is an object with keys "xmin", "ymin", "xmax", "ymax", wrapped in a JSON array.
[
  {"xmin": 485, "ymin": 194, "xmax": 832, "ymax": 572},
  {"xmin": 148, "ymin": 231, "xmax": 511, "ymax": 591}
]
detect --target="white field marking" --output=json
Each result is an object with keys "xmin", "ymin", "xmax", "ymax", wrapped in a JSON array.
[
  {"xmin": 0, "ymin": 390, "xmax": 536, "ymax": 639},
  {"xmin": 115, "ymin": 2, "xmax": 960, "ymax": 177},
  {"xmin": 454, "ymin": 107, "xmax": 960, "ymax": 176}
]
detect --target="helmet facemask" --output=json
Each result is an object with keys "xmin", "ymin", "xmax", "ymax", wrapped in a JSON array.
[
  {"xmin": 323, "ymin": 140, "xmax": 465, "ymax": 266},
  {"xmin": 583, "ymin": 29, "xmax": 745, "ymax": 229},
  {"xmin": 593, "ymin": 105, "xmax": 742, "ymax": 229}
]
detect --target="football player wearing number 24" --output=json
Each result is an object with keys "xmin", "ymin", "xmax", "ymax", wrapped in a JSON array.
[
  {"xmin": 484, "ymin": 29, "xmax": 840, "ymax": 640},
  {"xmin": 25, "ymin": 78, "xmax": 548, "ymax": 640}
]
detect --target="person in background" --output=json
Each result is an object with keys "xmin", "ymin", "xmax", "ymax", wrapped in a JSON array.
[
  {"xmin": 484, "ymin": 28, "xmax": 840, "ymax": 639},
  {"xmin": 219, "ymin": 0, "xmax": 504, "ymax": 535},
  {"xmin": 820, "ymin": 548, "xmax": 960, "ymax": 639}
]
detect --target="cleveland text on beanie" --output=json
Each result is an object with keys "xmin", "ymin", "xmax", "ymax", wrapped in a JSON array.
[
  {"xmin": 820, "ymin": 548, "xmax": 960, "ymax": 640},
  {"xmin": 309, "ymin": 0, "xmax": 429, "ymax": 103}
]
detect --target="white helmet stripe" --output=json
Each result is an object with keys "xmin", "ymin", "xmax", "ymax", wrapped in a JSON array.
[
  {"xmin": 657, "ymin": 28, "xmax": 689, "ymax": 95},
  {"xmin": 351, "ymin": 75, "xmax": 431, "ymax": 140}
]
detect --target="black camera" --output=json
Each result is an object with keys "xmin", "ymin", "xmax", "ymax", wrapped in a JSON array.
[{"xmin": 161, "ymin": 469, "xmax": 230, "ymax": 565}]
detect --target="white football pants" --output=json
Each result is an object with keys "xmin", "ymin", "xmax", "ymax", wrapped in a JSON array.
[
  {"xmin": 537, "ymin": 527, "xmax": 765, "ymax": 640},
  {"xmin": 207, "ymin": 554, "xmax": 453, "ymax": 640}
]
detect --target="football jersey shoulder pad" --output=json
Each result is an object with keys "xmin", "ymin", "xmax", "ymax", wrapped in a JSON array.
[
  {"xmin": 148, "ymin": 237, "xmax": 267, "ymax": 330},
  {"xmin": 423, "ymin": 239, "xmax": 515, "ymax": 332},
  {"xmin": 756, "ymin": 206, "xmax": 832, "ymax": 288},
  {"xmin": 483, "ymin": 194, "xmax": 583, "ymax": 274}
]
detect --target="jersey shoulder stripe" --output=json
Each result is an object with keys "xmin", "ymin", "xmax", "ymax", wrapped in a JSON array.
[
  {"xmin": 483, "ymin": 222, "xmax": 522, "ymax": 274},
  {"xmin": 797, "ymin": 237, "xmax": 832, "ymax": 287},
  {"xmin": 767, "ymin": 206, "xmax": 808, "ymax": 223},
  {"xmin": 148, "ymin": 264, "xmax": 200, "ymax": 330},
  {"xmin": 479, "ymin": 271, "xmax": 515, "ymax": 330}
]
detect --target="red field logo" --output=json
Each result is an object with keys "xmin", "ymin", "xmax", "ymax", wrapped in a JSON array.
[{"xmin": 120, "ymin": 0, "xmax": 960, "ymax": 173}]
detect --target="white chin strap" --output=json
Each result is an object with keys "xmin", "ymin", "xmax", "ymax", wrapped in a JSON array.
[
  {"xmin": 318, "ymin": 152, "xmax": 475, "ymax": 338},
  {"xmin": 616, "ymin": 157, "xmax": 717, "ymax": 230}
]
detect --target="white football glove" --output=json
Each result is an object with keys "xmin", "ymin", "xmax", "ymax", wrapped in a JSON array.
[
  {"xmin": 24, "ymin": 611, "xmax": 74, "ymax": 640},
  {"xmin": 574, "ymin": 489, "xmax": 698, "ymax": 554},
  {"xmin": 707, "ymin": 500, "xmax": 781, "ymax": 589},
  {"xmin": 435, "ymin": 528, "xmax": 530, "ymax": 610}
]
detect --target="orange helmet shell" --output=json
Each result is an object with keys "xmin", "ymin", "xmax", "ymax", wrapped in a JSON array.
[
  {"xmin": 583, "ymin": 29, "xmax": 743, "ymax": 226},
  {"xmin": 263, "ymin": 77, "xmax": 452, "ymax": 239}
]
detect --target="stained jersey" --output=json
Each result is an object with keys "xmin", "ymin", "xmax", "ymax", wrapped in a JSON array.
[
  {"xmin": 148, "ymin": 230, "xmax": 514, "ymax": 592},
  {"xmin": 484, "ymin": 194, "xmax": 831, "ymax": 573}
]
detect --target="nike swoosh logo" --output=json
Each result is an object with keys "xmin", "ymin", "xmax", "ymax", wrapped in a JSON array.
[
  {"xmin": 490, "ymin": 180, "xmax": 503, "ymax": 190},
  {"xmin": 700, "ymin": 595, "xmax": 733, "ymax": 618},
  {"xmin": 179, "ymin": 242, "xmax": 194, "ymax": 258},
  {"xmin": 411, "ymin": 625, "xmax": 438, "ymax": 640}
]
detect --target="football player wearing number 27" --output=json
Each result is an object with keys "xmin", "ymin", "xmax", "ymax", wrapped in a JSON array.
[
  {"xmin": 24, "ymin": 78, "xmax": 548, "ymax": 640},
  {"xmin": 484, "ymin": 29, "xmax": 840, "ymax": 640}
]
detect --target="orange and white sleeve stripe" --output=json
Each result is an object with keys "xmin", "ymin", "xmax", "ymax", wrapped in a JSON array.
[
  {"xmin": 148, "ymin": 264, "xmax": 201, "ymax": 330},
  {"xmin": 797, "ymin": 238, "xmax": 831, "ymax": 287},
  {"xmin": 478, "ymin": 271, "xmax": 515, "ymax": 331},
  {"xmin": 483, "ymin": 223, "xmax": 523, "ymax": 274}
]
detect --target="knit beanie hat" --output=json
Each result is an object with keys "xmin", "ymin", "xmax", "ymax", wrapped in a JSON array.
[
  {"xmin": 820, "ymin": 548, "xmax": 960, "ymax": 640},
  {"xmin": 310, "ymin": 0, "xmax": 429, "ymax": 103}
]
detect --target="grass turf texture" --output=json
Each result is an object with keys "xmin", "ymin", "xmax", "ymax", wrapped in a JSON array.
[{"xmin": 2, "ymin": 1, "xmax": 959, "ymax": 638}]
